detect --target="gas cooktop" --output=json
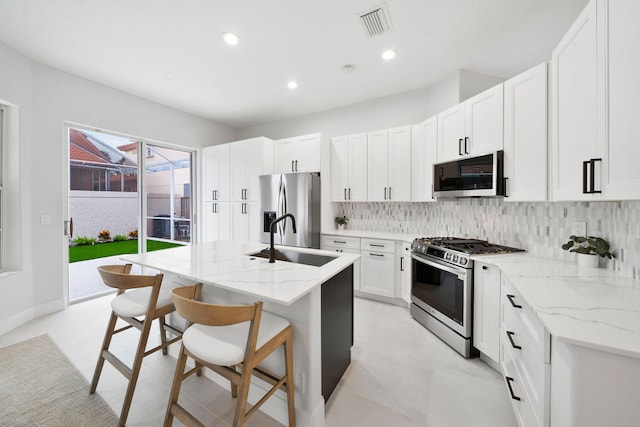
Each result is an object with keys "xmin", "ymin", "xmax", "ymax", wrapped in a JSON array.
[{"xmin": 413, "ymin": 237, "xmax": 525, "ymax": 255}]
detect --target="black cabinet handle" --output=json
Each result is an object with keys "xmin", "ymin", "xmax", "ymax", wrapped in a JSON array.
[
  {"xmin": 212, "ymin": 203, "xmax": 217, "ymax": 213},
  {"xmin": 388, "ymin": 187, "xmax": 392, "ymax": 199},
  {"xmin": 464, "ymin": 136, "xmax": 469, "ymax": 154},
  {"xmin": 291, "ymin": 160, "xmax": 295, "ymax": 172},
  {"xmin": 506, "ymin": 331, "xmax": 522, "ymax": 350},
  {"xmin": 458, "ymin": 138, "xmax": 463, "ymax": 156},
  {"xmin": 506, "ymin": 294, "xmax": 522, "ymax": 309},
  {"xmin": 370, "ymin": 244, "xmax": 385, "ymax": 248},
  {"xmin": 344, "ymin": 188, "xmax": 347, "ymax": 200},
  {"xmin": 505, "ymin": 377, "xmax": 521, "ymax": 401},
  {"xmin": 583, "ymin": 158, "xmax": 603, "ymax": 194},
  {"xmin": 295, "ymin": 160, "xmax": 298, "ymax": 171},
  {"xmin": 400, "ymin": 257, "xmax": 405, "ymax": 271},
  {"xmin": 333, "ymin": 240, "xmax": 347, "ymax": 244},
  {"xmin": 384, "ymin": 187, "xmax": 387, "ymax": 200},
  {"xmin": 482, "ymin": 265, "xmax": 488, "ymax": 270},
  {"xmin": 348, "ymin": 188, "xmax": 351, "ymax": 200},
  {"xmin": 369, "ymin": 253, "xmax": 384, "ymax": 257}
]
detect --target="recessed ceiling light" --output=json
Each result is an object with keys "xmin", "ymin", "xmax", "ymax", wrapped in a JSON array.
[
  {"xmin": 382, "ymin": 49, "xmax": 396, "ymax": 61},
  {"xmin": 287, "ymin": 81, "xmax": 298, "ymax": 89},
  {"xmin": 222, "ymin": 32, "xmax": 240, "ymax": 46}
]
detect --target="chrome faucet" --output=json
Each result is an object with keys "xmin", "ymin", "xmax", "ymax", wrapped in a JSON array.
[{"xmin": 269, "ymin": 213, "xmax": 297, "ymax": 263}]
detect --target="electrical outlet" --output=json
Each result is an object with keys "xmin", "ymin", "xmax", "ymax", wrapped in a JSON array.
[{"xmin": 571, "ymin": 221, "xmax": 586, "ymax": 237}]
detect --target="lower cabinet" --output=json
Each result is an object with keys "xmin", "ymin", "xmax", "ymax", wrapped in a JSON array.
[
  {"xmin": 360, "ymin": 238, "xmax": 396, "ymax": 298},
  {"xmin": 203, "ymin": 202, "xmax": 231, "ymax": 242},
  {"xmin": 473, "ymin": 261, "xmax": 501, "ymax": 363},
  {"xmin": 321, "ymin": 235, "xmax": 361, "ymax": 291},
  {"xmin": 397, "ymin": 241, "xmax": 412, "ymax": 304},
  {"xmin": 501, "ymin": 277, "xmax": 550, "ymax": 427}
]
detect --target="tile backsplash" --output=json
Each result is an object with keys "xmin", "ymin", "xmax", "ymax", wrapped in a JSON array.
[{"xmin": 339, "ymin": 200, "xmax": 640, "ymax": 281}]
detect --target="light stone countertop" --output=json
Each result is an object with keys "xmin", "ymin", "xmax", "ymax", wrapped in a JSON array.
[
  {"xmin": 473, "ymin": 252, "xmax": 640, "ymax": 359},
  {"xmin": 322, "ymin": 229, "xmax": 416, "ymax": 243},
  {"xmin": 121, "ymin": 240, "xmax": 360, "ymax": 306}
]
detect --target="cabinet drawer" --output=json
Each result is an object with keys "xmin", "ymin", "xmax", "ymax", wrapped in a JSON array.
[
  {"xmin": 321, "ymin": 235, "xmax": 360, "ymax": 250},
  {"xmin": 501, "ymin": 335, "xmax": 543, "ymax": 427},
  {"xmin": 502, "ymin": 279, "xmax": 550, "ymax": 426},
  {"xmin": 360, "ymin": 238, "xmax": 394, "ymax": 253}
]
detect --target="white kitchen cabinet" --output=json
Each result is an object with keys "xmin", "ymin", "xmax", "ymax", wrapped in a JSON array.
[
  {"xmin": 396, "ymin": 241, "xmax": 412, "ymax": 304},
  {"xmin": 202, "ymin": 144, "xmax": 230, "ymax": 202},
  {"xmin": 231, "ymin": 201, "xmax": 259, "ymax": 242},
  {"xmin": 330, "ymin": 133, "xmax": 368, "ymax": 201},
  {"xmin": 503, "ymin": 63, "xmax": 548, "ymax": 202},
  {"xmin": 551, "ymin": 0, "xmax": 604, "ymax": 201},
  {"xmin": 411, "ymin": 116, "xmax": 438, "ymax": 202},
  {"xmin": 473, "ymin": 261, "xmax": 501, "ymax": 363},
  {"xmin": 602, "ymin": 0, "xmax": 640, "ymax": 199},
  {"xmin": 551, "ymin": 0, "xmax": 640, "ymax": 201},
  {"xmin": 273, "ymin": 133, "xmax": 321, "ymax": 173},
  {"xmin": 229, "ymin": 137, "xmax": 271, "ymax": 202},
  {"xmin": 437, "ymin": 84, "xmax": 504, "ymax": 162},
  {"xmin": 360, "ymin": 238, "xmax": 396, "ymax": 298},
  {"xmin": 501, "ymin": 277, "xmax": 551, "ymax": 427},
  {"xmin": 321, "ymin": 234, "xmax": 361, "ymax": 291},
  {"xmin": 202, "ymin": 201, "xmax": 231, "ymax": 242},
  {"xmin": 367, "ymin": 126, "xmax": 411, "ymax": 202}
]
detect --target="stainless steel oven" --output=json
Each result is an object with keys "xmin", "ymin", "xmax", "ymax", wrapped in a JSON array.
[
  {"xmin": 410, "ymin": 251, "xmax": 474, "ymax": 357},
  {"xmin": 410, "ymin": 237, "xmax": 524, "ymax": 358}
]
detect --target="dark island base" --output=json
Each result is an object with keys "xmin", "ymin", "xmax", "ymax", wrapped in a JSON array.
[{"xmin": 321, "ymin": 265, "xmax": 354, "ymax": 401}]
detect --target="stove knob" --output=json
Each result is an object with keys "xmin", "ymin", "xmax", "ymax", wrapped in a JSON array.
[
  {"xmin": 460, "ymin": 257, "xmax": 468, "ymax": 266},
  {"xmin": 452, "ymin": 254, "xmax": 459, "ymax": 263}
]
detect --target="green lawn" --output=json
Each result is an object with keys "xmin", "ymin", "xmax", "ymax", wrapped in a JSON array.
[{"xmin": 69, "ymin": 239, "xmax": 183, "ymax": 263}]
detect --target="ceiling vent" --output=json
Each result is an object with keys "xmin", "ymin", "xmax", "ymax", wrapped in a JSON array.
[{"xmin": 359, "ymin": 4, "xmax": 393, "ymax": 37}]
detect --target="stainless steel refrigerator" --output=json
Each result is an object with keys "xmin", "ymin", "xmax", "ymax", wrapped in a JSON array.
[{"xmin": 259, "ymin": 172, "xmax": 321, "ymax": 249}]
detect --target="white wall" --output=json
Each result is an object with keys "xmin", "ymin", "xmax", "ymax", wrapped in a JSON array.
[
  {"xmin": 0, "ymin": 41, "xmax": 238, "ymax": 334},
  {"xmin": 69, "ymin": 192, "xmax": 138, "ymax": 239}
]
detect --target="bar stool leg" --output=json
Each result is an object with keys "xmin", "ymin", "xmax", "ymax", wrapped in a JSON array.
[
  {"xmin": 159, "ymin": 316, "xmax": 168, "ymax": 355},
  {"xmin": 164, "ymin": 344, "xmax": 189, "ymax": 427},
  {"xmin": 90, "ymin": 311, "xmax": 118, "ymax": 394}
]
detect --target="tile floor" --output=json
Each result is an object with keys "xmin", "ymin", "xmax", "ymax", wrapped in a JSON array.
[{"xmin": 0, "ymin": 295, "xmax": 516, "ymax": 426}]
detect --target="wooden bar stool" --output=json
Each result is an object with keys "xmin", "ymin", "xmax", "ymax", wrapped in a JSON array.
[
  {"xmin": 164, "ymin": 284, "xmax": 296, "ymax": 427},
  {"xmin": 90, "ymin": 264, "xmax": 182, "ymax": 426}
]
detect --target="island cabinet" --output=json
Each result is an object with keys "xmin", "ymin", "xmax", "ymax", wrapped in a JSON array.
[
  {"xmin": 396, "ymin": 241, "xmax": 412, "ymax": 304},
  {"xmin": 473, "ymin": 261, "xmax": 501, "ymax": 364},
  {"xmin": 273, "ymin": 133, "xmax": 322, "ymax": 173},
  {"xmin": 552, "ymin": 0, "xmax": 640, "ymax": 201},
  {"xmin": 437, "ymin": 84, "xmax": 504, "ymax": 163},
  {"xmin": 121, "ymin": 241, "xmax": 359, "ymax": 427},
  {"xmin": 366, "ymin": 126, "xmax": 412, "ymax": 202},
  {"xmin": 329, "ymin": 134, "xmax": 368, "ymax": 202}
]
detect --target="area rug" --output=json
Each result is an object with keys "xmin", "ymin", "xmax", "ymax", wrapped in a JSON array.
[{"xmin": 0, "ymin": 334, "xmax": 118, "ymax": 426}]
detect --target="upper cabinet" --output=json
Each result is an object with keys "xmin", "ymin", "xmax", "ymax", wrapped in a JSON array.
[
  {"xmin": 229, "ymin": 137, "xmax": 272, "ymax": 202},
  {"xmin": 411, "ymin": 116, "xmax": 438, "ymax": 202},
  {"xmin": 367, "ymin": 126, "xmax": 412, "ymax": 202},
  {"xmin": 330, "ymin": 133, "xmax": 368, "ymax": 202},
  {"xmin": 437, "ymin": 84, "xmax": 504, "ymax": 162},
  {"xmin": 503, "ymin": 63, "xmax": 548, "ymax": 202},
  {"xmin": 552, "ymin": 0, "xmax": 640, "ymax": 201},
  {"xmin": 273, "ymin": 133, "xmax": 322, "ymax": 173},
  {"xmin": 202, "ymin": 144, "xmax": 230, "ymax": 202}
]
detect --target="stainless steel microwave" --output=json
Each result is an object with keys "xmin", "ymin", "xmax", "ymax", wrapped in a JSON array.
[{"xmin": 433, "ymin": 150, "xmax": 505, "ymax": 198}]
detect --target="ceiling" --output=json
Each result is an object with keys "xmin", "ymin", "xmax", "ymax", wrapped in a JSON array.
[{"xmin": 0, "ymin": 0, "xmax": 588, "ymax": 128}]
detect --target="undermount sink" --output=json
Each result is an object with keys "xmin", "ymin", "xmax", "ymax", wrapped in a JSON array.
[{"xmin": 248, "ymin": 248, "xmax": 337, "ymax": 267}]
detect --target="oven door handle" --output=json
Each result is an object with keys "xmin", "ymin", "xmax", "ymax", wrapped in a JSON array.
[{"xmin": 411, "ymin": 253, "xmax": 468, "ymax": 277}]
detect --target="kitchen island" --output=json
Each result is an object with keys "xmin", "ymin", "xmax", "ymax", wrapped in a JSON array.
[{"xmin": 121, "ymin": 240, "xmax": 359, "ymax": 427}]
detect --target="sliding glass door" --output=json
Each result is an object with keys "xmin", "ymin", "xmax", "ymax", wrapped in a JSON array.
[{"xmin": 143, "ymin": 144, "xmax": 193, "ymax": 244}]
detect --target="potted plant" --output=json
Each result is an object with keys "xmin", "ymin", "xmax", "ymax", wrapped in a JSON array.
[
  {"xmin": 561, "ymin": 235, "xmax": 615, "ymax": 268},
  {"xmin": 335, "ymin": 216, "xmax": 349, "ymax": 230}
]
